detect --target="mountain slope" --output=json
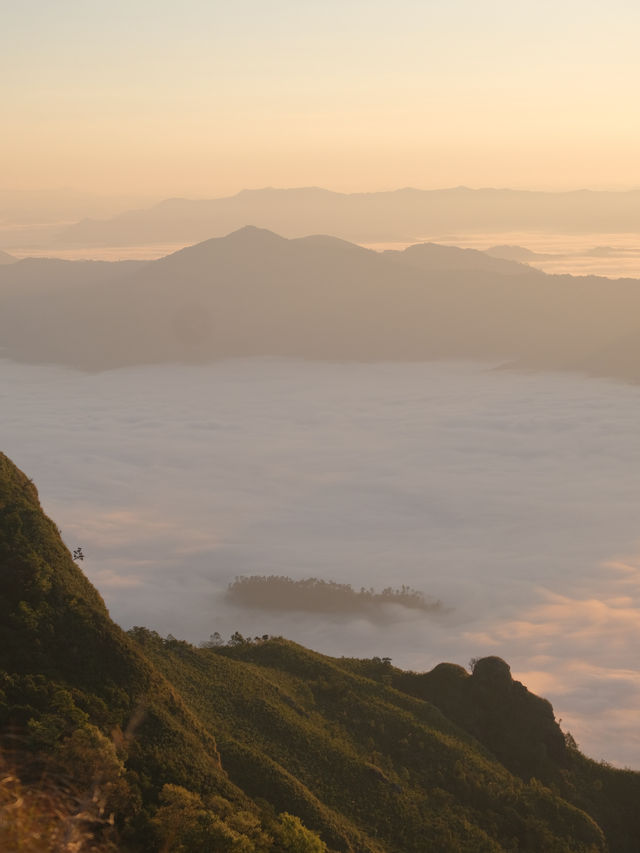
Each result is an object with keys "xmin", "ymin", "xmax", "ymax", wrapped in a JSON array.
[
  {"xmin": 386, "ymin": 241, "xmax": 531, "ymax": 276},
  {"xmin": 0, "ymin": 451, "xmax": 250, "ymax": 846},
  {"xmin": 147, "ymin": 635, "xmax": 613, "ymax": 852},
  {"xmin": 1, "ymin": 451, "xmax": 639, "ymax": 850},
  {"xmin": 573, "ymin": 330, "xmax": 640, "ymax": 382},
  {"xmin": 338, "ymin": 656, "xmax": 640, "ymax": 852}
]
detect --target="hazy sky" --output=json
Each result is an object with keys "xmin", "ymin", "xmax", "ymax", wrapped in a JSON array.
[{"xmin": 4, "ymin": 0, "xmax": 640, "ymax": 196}]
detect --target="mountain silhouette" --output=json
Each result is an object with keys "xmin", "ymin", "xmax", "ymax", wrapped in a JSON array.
[
  {"xmin": 2, "ymin": 226, "xmax": 640, "ymax": 380},
  {"xmin": 484, "ymin": 244, "xmax": 560, "ymax": 262},
  {"xmin": 55, "ymin": 186, "xmax": 640, "ymax": 247},
  {"xmin": 385, "ymin": 240, "xmax": 531, "ymax": 275}
]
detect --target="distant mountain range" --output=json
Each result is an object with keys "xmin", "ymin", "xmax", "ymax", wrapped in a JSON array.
[
  {"xmin": 3, "ymin": 450, "xmax": 640, "ymax": 851},
  {"xmin": 0, "ymin": 187, "xmax": 151, "ymax": 224},
  {"xmin": 1, "ymin": 226, "xmax": 639, "ymax": 382},
  {"xmin": 484, "ymin": 245, "xmax": 560, "ymax": 262},
  {"xmin": 54, "ymin": 186, "xmax": 640, "ymax": 247}
]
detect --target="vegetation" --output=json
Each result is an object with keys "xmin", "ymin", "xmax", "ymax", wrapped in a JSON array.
[
  {"xmin": 2, "ymin": 451, "xmax": 640, "ymax": 851},
  {"xmin": 226, "ymin": 575, "xmax": 443, "ymax": 616},
  {"xmin": 0, "ymin": 747, "xmax": 117, "ymax": 852}
]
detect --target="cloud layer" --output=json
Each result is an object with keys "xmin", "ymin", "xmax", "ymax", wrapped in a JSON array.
[{"xmin": 2, "ymin": 357, "xmax": 639, "ymax": 767}]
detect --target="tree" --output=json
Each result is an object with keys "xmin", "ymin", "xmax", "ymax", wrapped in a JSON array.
[
  {"xmin": 200, "ymin": 631, "xmax": 224, "ymax": 648},
  {"xmin": 274, "ymin": 813, "xmax": 327, "ymax": 853}
]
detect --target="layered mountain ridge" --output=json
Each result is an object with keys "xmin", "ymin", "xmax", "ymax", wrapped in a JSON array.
[{"xmin": 53, "ymin": 186, "xmax": 640, "ymax": 246}]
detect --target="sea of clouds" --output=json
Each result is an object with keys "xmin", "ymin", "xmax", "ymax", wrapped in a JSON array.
[{"xmin": 2, "ymin": 357, "xmax": 639, "ymax": 768}]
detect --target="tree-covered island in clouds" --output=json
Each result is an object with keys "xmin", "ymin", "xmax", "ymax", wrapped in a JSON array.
[
  {"xmin": 2, "ymin": 225, "xmax": 640, "ymax": 382},
  {"xmin": 226, "ymin": 575, "xmax": 444, "ymax": 617}
]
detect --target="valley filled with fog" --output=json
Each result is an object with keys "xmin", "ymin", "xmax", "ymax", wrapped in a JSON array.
[{"xmin": 3, "ymin": 356, "xmax": 639, "ymax": 768}]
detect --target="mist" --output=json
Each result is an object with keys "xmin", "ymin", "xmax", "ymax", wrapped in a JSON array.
[{"xmin": 3, "ymin": 356, "xmax": 639, "ymax": 768}]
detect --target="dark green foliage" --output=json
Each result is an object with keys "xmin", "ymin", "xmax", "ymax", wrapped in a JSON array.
[
  {"xmin": 0, "ymin": 453, "xmax": 240, "ymax": 846},
  {"xmin": 338, "ymin": 656, "xmax": 640, "ymax": 851},
  {"xmin": 191, "ymin": 638, "xmax": 606, "ymax": 852},
  {"xmin": 1, "ymin": 451, "xmax": 639, "ymax": 851}
]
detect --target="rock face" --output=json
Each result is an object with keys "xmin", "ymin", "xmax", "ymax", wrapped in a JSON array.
[
  {"xmin": 388, "ymin": 654, "xmax": 566, "ymax": 781},
  {"xmin": 471, "ymin": 655, "xmax": 512, "ymax": 682}
]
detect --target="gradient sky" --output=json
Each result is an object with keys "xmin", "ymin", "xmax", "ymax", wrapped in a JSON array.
[{"xmin": 4, "ymin": 0, "xmax": 640, "ymax": 196}]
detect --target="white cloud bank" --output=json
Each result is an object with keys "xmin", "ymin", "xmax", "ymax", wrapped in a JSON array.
[{"xmin": 2, "ymin": 357, "xmax": 639, "ymax": 767}]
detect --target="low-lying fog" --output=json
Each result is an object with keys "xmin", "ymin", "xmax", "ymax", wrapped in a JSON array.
[{"xmin": 3, "ymin": 358, "xmax": 639, "ymax": 768}]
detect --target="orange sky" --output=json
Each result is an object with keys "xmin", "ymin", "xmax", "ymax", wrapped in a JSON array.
[{"xmin": 3, "ymin": 0, "xmax": 640, "ymax": 196}]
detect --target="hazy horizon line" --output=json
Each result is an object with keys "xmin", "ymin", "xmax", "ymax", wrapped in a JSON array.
[{"xmin": 4, "ymin": 183, "xmax": 640, "ymax": 202}]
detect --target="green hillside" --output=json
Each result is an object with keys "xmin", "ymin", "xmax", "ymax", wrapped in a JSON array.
[{"xmin": 1, "ymin": 450, "xmax": 638, "ymax": 851}]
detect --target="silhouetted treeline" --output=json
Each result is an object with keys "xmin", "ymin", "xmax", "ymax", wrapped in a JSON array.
[{"xmin": 226, "ymin": 575, "xmax": 443, "ymax": 615}]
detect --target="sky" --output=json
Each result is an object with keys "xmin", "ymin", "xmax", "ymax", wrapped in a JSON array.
[
  {"xmin": 3, "ymin": 0, "xmax": 640, "ymax": 196},
  {"xmin": 2, "ymin": 357, "xmax": 640, "ymax": 768}
]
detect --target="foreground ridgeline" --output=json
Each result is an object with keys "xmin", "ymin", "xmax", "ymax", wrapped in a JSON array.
[{"xmin": 2, "ymin": 450, "xmax": 640, "ymax": 852}]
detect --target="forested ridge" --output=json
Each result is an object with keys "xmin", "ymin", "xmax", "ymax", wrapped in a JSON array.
[{"xmin": 1, "ymin": 450, "xmax": 639, "ymax": 852}]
